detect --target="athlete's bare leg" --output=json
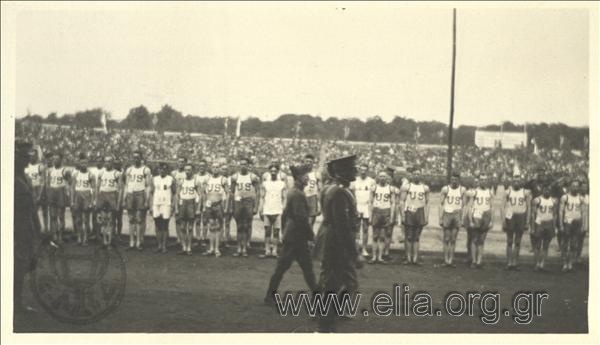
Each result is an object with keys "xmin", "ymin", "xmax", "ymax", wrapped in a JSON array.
[{"xmin": 83, "ymin": 211, "xmax": 91, "ymax": 245}]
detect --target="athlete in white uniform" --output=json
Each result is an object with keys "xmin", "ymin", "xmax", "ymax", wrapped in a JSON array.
[
  {"xmin": 384, "ymin": 168, "xmax": 400, "ymax": 258},
  {"xmin": 123, "ymin": 150, "xmax": 152, "ymax": 251},
  {"xmin": 202, "ymin": 163, "xmax": 228, "ymax": 257},
  {"xmin": 151, "ymin": 162, "xmax": 176, "ymax": 254},
  {"xmin": 530, "ymin": 185, "xmax": 557, "ymax": 271},
  {"xmin": 350, "ymin": 164, "xmax": 375, "ymax": 257},
  {"xmin": 577, "ymin": 181, "xmax": 589, "ymax": 264},
  {"xmin": 399, "ymin": 168, "xmax": 430, "ymax": 265},
  {"xmin": 439, "ymin": 172, "xmax": 466, "ymax": 267},
  {"xmin": 230, "ymin": 158, "xmax": 260, "ymax": 257},
  {"xmin": 303, "ymin": 154, "xmax": 322, "ymax": 228},
  {"xmin": 47, "ymin": 153, "xmax": 71, "ymax": 243},
  {"xmin": 368, "ymin": 172, "xmax": 396, "ymax": 264},
  {"xmin": 25, "ymin": 150, "xmax": 46, "ymax": 231},
  {"xmin": 176, "ymin": 163, "xmax": 202, "ymax": 255},
  {"xmin": 71, "ymin": 158, "xmax": 96, "ymax": 246},
  {"xmin": 96, "ymin": 156, "xmax": 122, "ymax": 246},
  {"xmin": 502, "ymin": 175, "xmax": 531, "ymax": 270},
  {"xmin": 220, "ymin": 164, "xmax": 234, "ymax": 242},
  {"xmin": 171, "ymin": 156, "xmax": 188, "ymax": 245},
  {"xmin": 465, "ymin": 175, "xmax": 495, "ymax": 268},
  {"xmin": 89, "ymin": 157, "xmax": 105, "ymax": 240},
  {"xmin": 194, "ymin": 160, "xmax": 210, "ymax": 243},
  {"xmin": 259, "ymin": 164, "xmax": 287, "ymax": 258},
  {"xmin": 559, "ymin": 180, "xmax": 584, "ymax": 272}
]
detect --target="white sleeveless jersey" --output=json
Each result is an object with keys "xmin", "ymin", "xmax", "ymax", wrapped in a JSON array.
[
  {"xmin": 172, "ymin": 169, "xmax": 187, "ymax": 186},
  {"xmin": 263, "ymin": 179, "xmax": 286, "ymax": 215},
  {"xmin": 48, "ymin": 167, "xmax": 67, "ymax": 188},
  {"xmin": 303, "ymin": 171, "xmax": 319, "ymax": 196},
  {"xmin": 373, "ymin": 184, "xmax": 393, "ymax": 209},
  {"xmin": 195, "ymin": 173, "xmax": 210, "ymax": 187},
  {"xmin": 443, "ymin": 185, "xmax": 465, "ymax": 213},
  {"xmin": 205, "ymin": 175, "xmax": 227, "ymax": 202},
  {"xmin": 89, "ymin": 167, "xmax": 103, "ymax": 183},
  {"xmin": 535, "ymin": 196, "xmax": 555, "ymax": 223},
  {"xmin": 98, "ymin": 169, "xmax": 121, "ymax": 192},
  {"xmin": 506, "ymin": 188, "xmax": 527, "ymax": 215},
  {"xmin": 404, "ymin": 183, "xmax": 428, "ymax": 211},
  {"xmin": 179, "ymin": 178, "xmax": 199, "ymax": 201},
  {"xmin": 234, "ymin": 173, "xmax": 256, "ymax": 198},
  {"xmin": 126, "ymin": 166, "xmax": 150, "ymax": 193},
  {"xmin": 153, "ymin": 175, "xmax": 174, "ymax": 206},
  {"xmin": 472, "ymin": 188, "xmax": 492, "ymax": 213},
  {"xmin": 563, "ymin": 194, "xmax": 582, "ymax": 223},
  {"xmin": 25, "ymin": 163, "xmax": 43, "ymax": 187},
  {"xmin": 353, "ymin": 176, "xmax": 375, "ymax": 206},
  {"xmin": 73, "ymin": 170, "xmax": 93, "ymax": 192}
]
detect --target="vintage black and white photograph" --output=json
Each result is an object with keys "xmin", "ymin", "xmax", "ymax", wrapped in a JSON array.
[{"xmin": 1, "ymin": 1, "xmax": 596, "ymax": 340}]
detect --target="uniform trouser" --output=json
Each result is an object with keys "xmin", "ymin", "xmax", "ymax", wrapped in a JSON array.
[
  {"xmin": 318, "ymin": 259, "xmax": 358, "ymax": 332},
  {"xmin": 266, "ymin": 241, "xmax": 319, "ymax": 297},
  {"xmin": 14, "ymin": 242, "xmax": 34, "ymax": 312}
]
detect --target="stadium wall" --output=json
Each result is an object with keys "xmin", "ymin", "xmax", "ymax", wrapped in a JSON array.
[{"xmin": 474, "ymin": 130, "xmax": 527, "ymax": 149}]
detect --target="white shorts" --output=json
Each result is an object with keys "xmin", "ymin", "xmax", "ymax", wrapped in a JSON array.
[
  {"xmin": 357, "ymin": 203, "xmax": 370, "ymax": 219},
  {"xmin": 152, "ymin": 204, "xmax": 171, "ymax": 219}
]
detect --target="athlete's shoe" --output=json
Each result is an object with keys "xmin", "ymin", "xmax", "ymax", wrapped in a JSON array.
[{"xmin": 361, "ymin": 249, "xmax": 370, "ymax": 257}]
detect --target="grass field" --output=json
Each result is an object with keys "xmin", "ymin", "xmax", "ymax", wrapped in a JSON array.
[{"xmin": 14, "ymin": 193, "xmax": 589, "ymax": 333}]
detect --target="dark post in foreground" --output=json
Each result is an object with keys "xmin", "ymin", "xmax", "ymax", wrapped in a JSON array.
[{"xmin": 447, "ymin": 8, "xmax": 457, "ymax": 183}]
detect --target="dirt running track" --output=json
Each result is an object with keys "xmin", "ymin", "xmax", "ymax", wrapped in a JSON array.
[{"xmin": 14, "ymin": 193, "xmax": 588, "ymax": 333}]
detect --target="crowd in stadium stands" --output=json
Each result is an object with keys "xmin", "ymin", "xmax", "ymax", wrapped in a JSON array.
[{"xmin": 17, "ymin": 122, "xmax": 588, "ymax": 186}]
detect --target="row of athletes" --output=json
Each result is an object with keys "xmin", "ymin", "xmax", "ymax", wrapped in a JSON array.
[
  {"xmin": 350, "ymin": 164, "xmax": 589, "ymax": 272},
  {"xmin": 23, "ymin": 149, "xmax": 324, "ymax": 257}
]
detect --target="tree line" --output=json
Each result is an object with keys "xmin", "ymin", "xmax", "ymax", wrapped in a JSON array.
[{"xmin": 19, "ymin": 105, "xmax": 589, "ymax": 150}]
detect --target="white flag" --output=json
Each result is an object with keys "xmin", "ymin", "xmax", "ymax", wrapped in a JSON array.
[
  {"xmin": 100, "ymin": 112, "xmax": 107, "ymax": 133},
  {"xmin": 531, "ymin": 138, "xmax": 538, "ymax": 155},
  {"xmin": 152, "ymin": 114, "xmax": 158, "ymax": 131},
  {"xmin": 235, "ymin": 117, "xmax": 242, "ymax": 138},
  {"xmin": 295, "ymin": 121, "xmax": 302, "ymax": 138}
]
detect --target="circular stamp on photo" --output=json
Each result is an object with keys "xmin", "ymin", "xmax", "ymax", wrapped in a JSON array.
[{"xmin": 31, "ymin": 241, "xmax": 127, "ymax": 324}]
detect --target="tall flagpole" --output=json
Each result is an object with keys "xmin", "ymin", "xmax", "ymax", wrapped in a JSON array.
[{"xmin": 446, "ymin": 8, "xmax": 457, "ymax": 183}]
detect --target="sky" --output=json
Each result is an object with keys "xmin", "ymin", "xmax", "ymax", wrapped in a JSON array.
[{"xmin": 14, "ymin": 3, "xmax": 591, "ymax": 126}]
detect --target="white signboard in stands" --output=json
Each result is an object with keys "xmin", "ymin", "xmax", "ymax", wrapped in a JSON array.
[{"xmin": 474, "ymin": 130, "xmax": 527, "ymax": 149}]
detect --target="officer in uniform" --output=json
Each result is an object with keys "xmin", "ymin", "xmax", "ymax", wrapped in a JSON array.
[
  {"xmin": 315, "ymin": 154, "xmax": 364, "ymax": 332},
  {"xmin": 264, "ymin": 164, "xmax": 319, "ymax": 304},
  {"xmin": 14, "ymin": 141, "xmax": 42, "ymax": 316}
]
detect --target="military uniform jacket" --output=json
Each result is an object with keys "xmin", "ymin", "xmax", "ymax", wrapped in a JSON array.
[
  {"xmin": 14, "ymin": 172, "xmax": 41, "ymax": 272},
  {"xmin": 281, "ymin": 188, "xmax": 313, "ymax": 243},
  {"xmin": 315, "ymin": 184, "xmax": 359, "ymax": 264}
]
